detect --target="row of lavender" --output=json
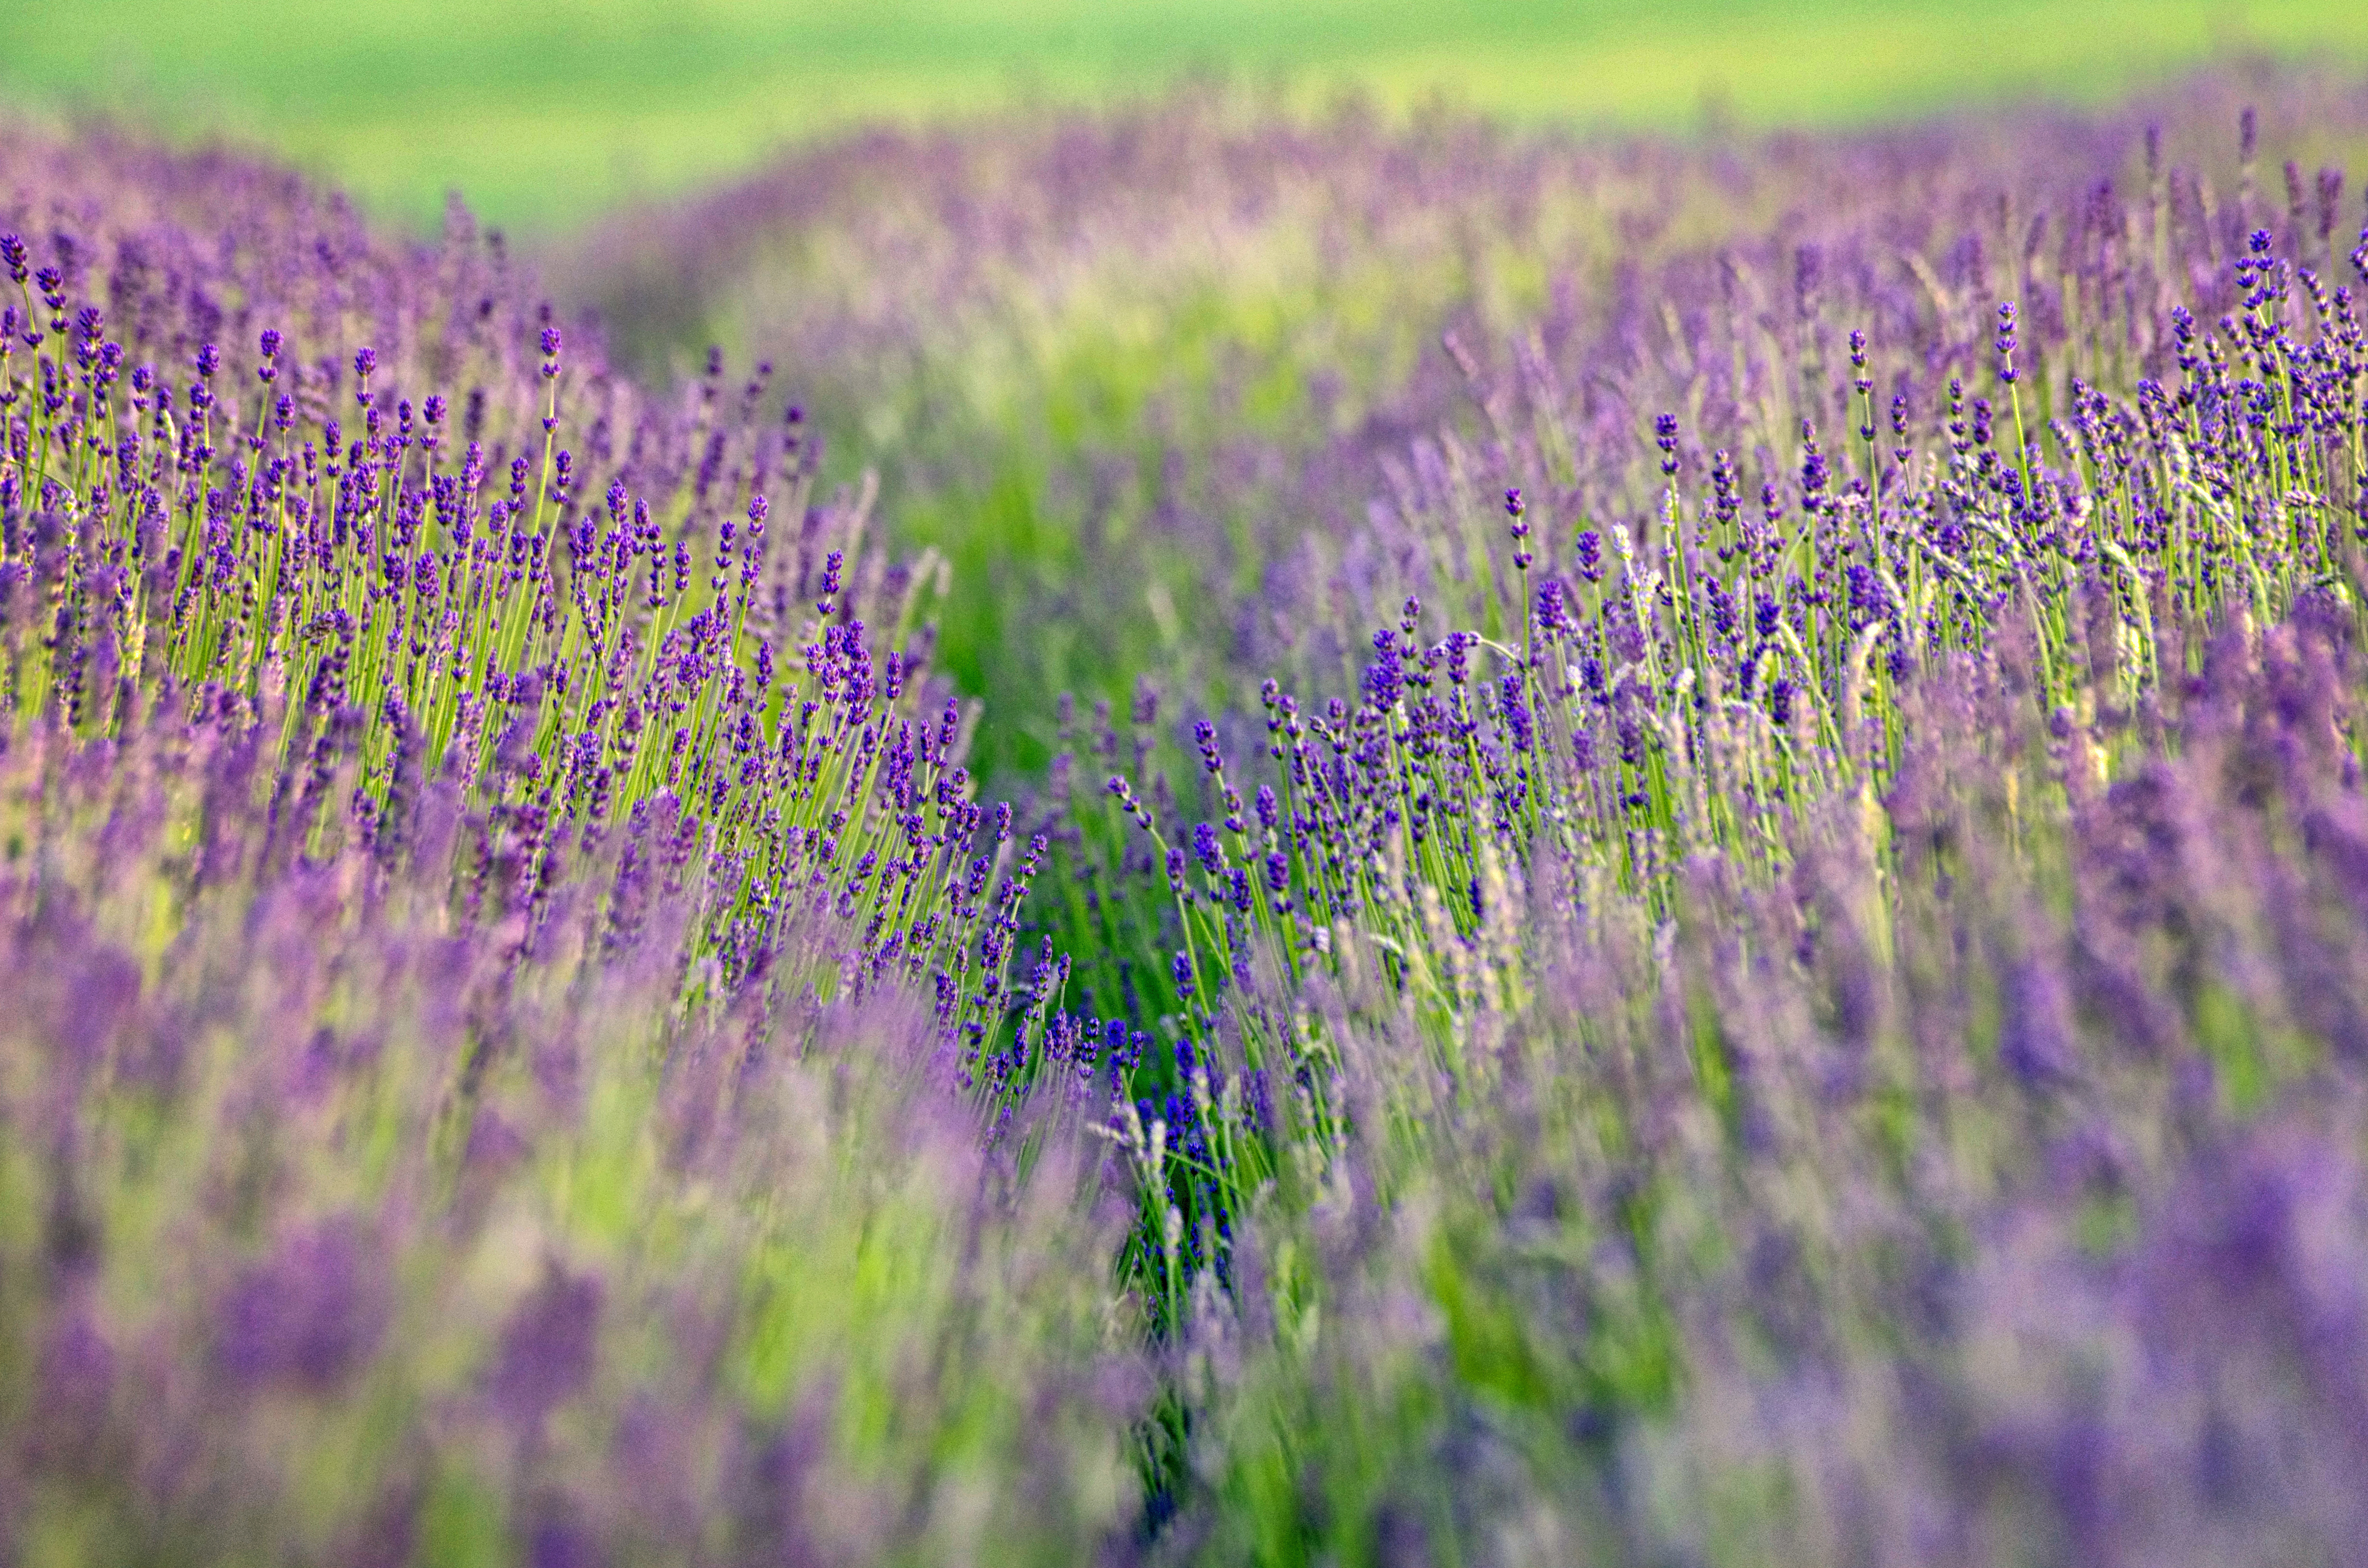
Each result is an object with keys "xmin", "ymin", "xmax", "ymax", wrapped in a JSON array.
[
  {"xmin": 5, "ymin": 79, "xmax": 2368, "ymax": 1563},
  {"xmin": 0, "ymin": 129, "xmax": 1138, "ymax": 1562},
  {"xmin": 1081, "ymin": 289, "xmax": 2368, "ymax": 1563},
  {"xmin": 1031, "ymin": 90, "xmax": 2368, "ymax": 1317},
  {"xmin": 1066, "ymin": 225, "xmax": 2368, "ymax": 1024},
  {"xmin": 984, "ymin": 84, "xmax": 2368, "ymax": 1557},
  {"xmin": 0, "ymin": 131, "xmax": 1057, "ymax": 1047}
]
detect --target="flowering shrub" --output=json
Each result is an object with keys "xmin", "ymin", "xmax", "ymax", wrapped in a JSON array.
[
  {"xmin": 0, "ymin": 127, "xmax": 1137, "ymax": 1565},
  {"xmin": 6, "ymin": 70, "xmax": 2368, "ymax": 1567}
]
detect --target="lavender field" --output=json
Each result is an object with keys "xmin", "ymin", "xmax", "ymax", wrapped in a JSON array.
[{"xmin": 6, "ymin": 55, "xmax": 2368, "ymax": 1568}]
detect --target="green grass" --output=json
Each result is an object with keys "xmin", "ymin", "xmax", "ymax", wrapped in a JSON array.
[{"xmin": 4, "ymin": 0, "xmax": 2367, "ymax": 231}]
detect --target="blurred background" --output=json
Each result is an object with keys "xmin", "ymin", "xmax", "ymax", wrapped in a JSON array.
[{"xmin": 4, "ymin": 0, "xmax": 2365, "ymax": 232}]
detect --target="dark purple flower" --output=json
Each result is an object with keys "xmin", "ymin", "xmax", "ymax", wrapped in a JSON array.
[
  {"xmin": 1363, "ymin": 628, "xmax": 1402, "ymax": 710},
  {"xmin": 486, "ymin": 1262, "xmax": 604, "ymax": 1430},
  {"xmin": 216, "ymin": 1216, "xmax": 389, "ymax": 1393}
]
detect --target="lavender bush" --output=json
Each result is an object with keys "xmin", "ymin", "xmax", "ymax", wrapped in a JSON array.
[
  {"xmin": 7, "ymin": 65, "xmax": 2368, "ymax": 1568},
  {"xmin": 0, "ymin": 125, "xmax": 1143, "ymax": 1564}
]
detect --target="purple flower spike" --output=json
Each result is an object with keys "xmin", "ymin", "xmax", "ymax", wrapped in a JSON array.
[
  {"xmin": 486, "ymin": 1261, "xmax": 603, "ymax": 1431},
  {"xmin": 216, "ymin": 1217, "xmax": 389, "ymax": 1394}
]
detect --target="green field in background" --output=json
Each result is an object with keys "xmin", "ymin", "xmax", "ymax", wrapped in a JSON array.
[{"xmin": 3, "ymin": 0, "xmax": 2364, "ymax": 232}]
